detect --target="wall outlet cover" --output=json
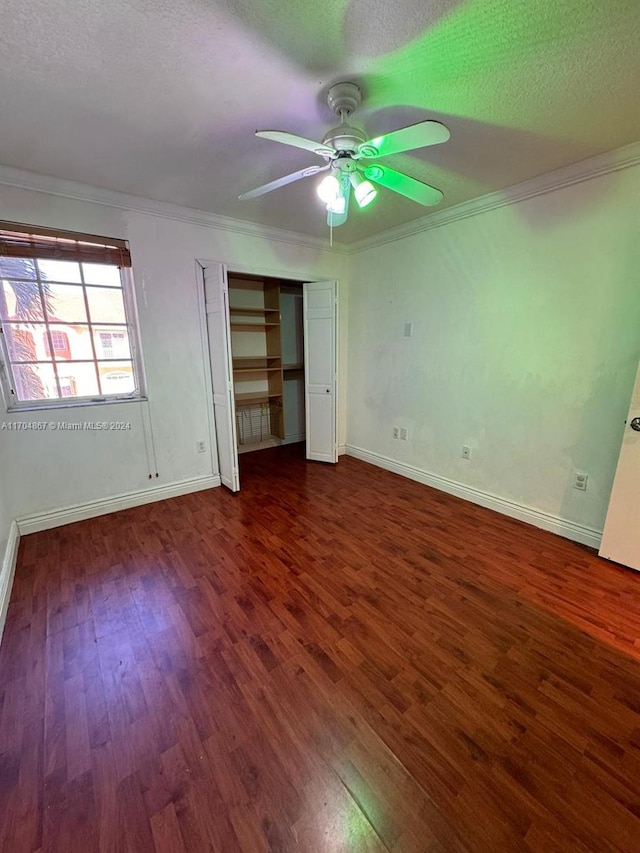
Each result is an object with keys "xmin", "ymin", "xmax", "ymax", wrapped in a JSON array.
[{"xmin": 574, "ymin": 472, "xmax": 588, "ymax": 491}]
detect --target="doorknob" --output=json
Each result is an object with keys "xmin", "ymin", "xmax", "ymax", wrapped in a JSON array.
[{"xmin": 630, "ymin": 417, "xmax": 640, "ymax": 432}]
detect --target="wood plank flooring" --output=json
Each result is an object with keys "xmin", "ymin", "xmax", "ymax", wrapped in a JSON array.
[{"xmin": 2, "ymin": 445, "xmax": 640, "ymax": 852}]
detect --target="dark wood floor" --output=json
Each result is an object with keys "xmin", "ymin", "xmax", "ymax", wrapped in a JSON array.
[{"xmin": 2, "ymin": 445, "xmax": 640, "ymax": 852}]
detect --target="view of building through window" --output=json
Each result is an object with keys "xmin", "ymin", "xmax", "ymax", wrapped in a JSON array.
[{"xmin": 0, "ymin": 256, "xmax": 140, "ymax": 404}]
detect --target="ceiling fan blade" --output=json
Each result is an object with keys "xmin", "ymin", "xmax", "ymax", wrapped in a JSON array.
[
  {"xmin": 239, "ymin": 164, "xmax": 330, "ymax": 200},
  {"xmin": 359, "ymin": 120, "xmax": 450, "ymax": 159},
  {"xmin": 256, "ymin": 130, "xmax": 336, "ymax": 157},
  {"xmin": 363, "ymin": 165, "xmax": 443, "ymax": 206}
]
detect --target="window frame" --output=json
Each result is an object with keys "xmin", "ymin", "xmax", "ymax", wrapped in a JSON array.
[{"xmin": 0, "ymin": 257, "xmax": 147, "ymax": 412}]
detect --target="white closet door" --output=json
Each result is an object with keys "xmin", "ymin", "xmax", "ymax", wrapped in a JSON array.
[
  {"xmin": 599, "ymin": 356, "xmax": 640, "ymax": 570},
  {"xmin": 203, "ymin": 263, "xmax": 240, "ymax": 492},
  {"xmin": 304, "ymin": 280, "xmax": 338, "ymax": 463}
]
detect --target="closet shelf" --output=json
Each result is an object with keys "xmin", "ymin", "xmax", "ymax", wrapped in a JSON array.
[
  {"xmin": 229, "ymin": 307, "xmax": 279, "ymax": 316},
  {"xmin": 232, "ymin": 357, "xmax": 281, "ymax": 369},
  {"xmin": 233, "ymin": 367, "xmax": 281, "ymax": 374},
  {"xmin": 233, "ymin": 356, "xmax": 280, "ymax": 362},
  {"xmin": 231, "ymin": 322, "xmax": 280, "ymax": 330},
  {"xmin": 235, "ymin": 392, "xmax": 283, "ymax": 405},
  {"xmin": 283, "ymin": 363, "xmax": 304, "ymax": 372}
]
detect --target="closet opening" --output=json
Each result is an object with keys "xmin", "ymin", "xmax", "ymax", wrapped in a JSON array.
[
  {"xmin": 228, "ymin": 271, "xmax": 306, "ymax": 458},
  {"xmin": 202, "ymin": 262, "xmax": 337, "ymax": 493}
]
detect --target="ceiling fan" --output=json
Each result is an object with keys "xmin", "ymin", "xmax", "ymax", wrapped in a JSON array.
[{"xmin": 239, "ymin": 82, "xmax": 450, "ymax": 227}]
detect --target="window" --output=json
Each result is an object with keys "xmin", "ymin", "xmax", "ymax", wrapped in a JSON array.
[
  {"xmin": 0, "ymin": 221, "xmax": 145, "ymax": 409},
  {"xmin": 43, "ymin": 330, "xmax": 71, "ymax": 359}
]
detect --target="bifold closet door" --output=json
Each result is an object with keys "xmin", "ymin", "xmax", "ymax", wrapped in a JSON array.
[
  {"xmin": 600, "ymin": 355, "xmax": 640, "ymax": 571},
  {"xmin": 303, "ymin": 280, "xmax": 338, "ymax": 463},
  {"xmin": 203, "ymin": 263, "xmax": 240, "ymax": 492}
]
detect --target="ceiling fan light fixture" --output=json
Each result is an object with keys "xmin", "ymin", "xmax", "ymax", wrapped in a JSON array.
[
  {"xmin": 317, "ymin": 174, "xmax": 340, "ymax": 204},
  {"xmin": 356, "ymin": 181, "xmax": 377, "ymax": 208},
  {"xmin": 350, "ymin": 172, "xmax": 377, "ymax": 208},
  {"xmin": 326, "ymin": 194, "xmax": 346, "ymax": 215}
]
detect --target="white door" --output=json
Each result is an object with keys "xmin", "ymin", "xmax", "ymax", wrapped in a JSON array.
[
  {"xmin": 599, "ymin": 358, "xmax": 640, "ymax": 570},
  {"xmin": 203, "ymin": 263, "xmax": 240, "ymax": 492},
  {"xmin": 304, "ymin": 280, "xmax": 338, "ymax": 463}
]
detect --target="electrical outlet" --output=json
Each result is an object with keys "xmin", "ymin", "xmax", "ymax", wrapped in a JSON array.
[
  {"xmin": 404, "ymin": 322, "xmax": 413, "ymax": 338},
  {"xmin": 393, "ymin": 427, "xmax": 400, "ymax": 439},
  {"xmin": 462, "ymin": 445, "xmax": 471, "ymax": 459},
  {"xmin": 196, "ymin": 440, "xmax": 206, "ymax": 453},
  {"xmin": 574, "ymin": 472, "xmax": 588, "ymax": 491},
  {"xmin": 400, "ymin": 427, "xmax": 408, "ymax": 441}
]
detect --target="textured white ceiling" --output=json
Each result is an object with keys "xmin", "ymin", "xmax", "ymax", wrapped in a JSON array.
[{"xmin": 0, "ymin": 0, "xmax": 638, "ymax": 243}]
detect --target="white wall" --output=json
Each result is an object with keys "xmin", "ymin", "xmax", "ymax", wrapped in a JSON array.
[
  {"xmin": 347, "ymin": 163, "xmax": 640, "ymax": 537},
  {"xmin": 0, "ymin": 182, "xmax": 347, "ymax": 526}
]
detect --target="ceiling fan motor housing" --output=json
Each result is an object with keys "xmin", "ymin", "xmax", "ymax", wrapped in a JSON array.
[
  {"xmin": 322, "ymin": 124, "xmax": 366, "ymax": 154},
  {"xmin": 323, "ymin": 82, "xmax": 367, "ymax": 155}
]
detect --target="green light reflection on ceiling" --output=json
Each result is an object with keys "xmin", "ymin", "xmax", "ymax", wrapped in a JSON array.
[{"xmin": 362, "ymin": 0, "xmax": 638, "ymax": 128}]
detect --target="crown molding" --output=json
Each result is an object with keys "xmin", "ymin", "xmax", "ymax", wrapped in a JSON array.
[
  {"xmin": 349, "ymin": 141, "xmax": 640, "ymax": 254},
  {"xmin": 0, "ymin": 164, "xmax": 349, "ymax": 255}
]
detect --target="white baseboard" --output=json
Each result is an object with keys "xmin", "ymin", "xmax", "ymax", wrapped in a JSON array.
[
  {"xmin": 338, "ymin": 444, "xmax": 347, "ymax": 456},
  {"xmin": 17, "ymin": 474, "xmax": 221, "ymax": 536},
  {"xmin": 345, "ymin": 445, "xmax": 602, "ymax": 549},
  {"xmin": 0, "ymin": 521, "xmax": 20, "ymax": 644}
]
